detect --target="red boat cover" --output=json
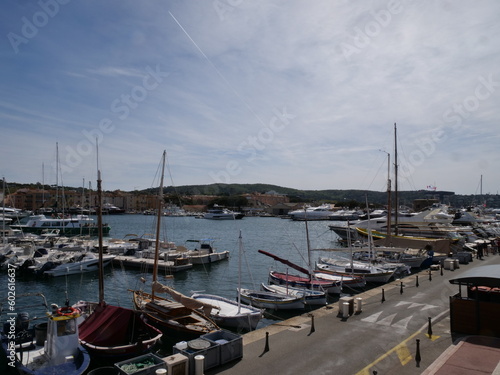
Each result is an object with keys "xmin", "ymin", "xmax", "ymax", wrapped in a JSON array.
[{"xmin": 79, "ymin": 304, "xmax": 157, "ymax": 346}]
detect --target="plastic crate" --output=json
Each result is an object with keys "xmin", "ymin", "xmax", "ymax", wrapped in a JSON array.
[
  {"xmin": 172, "ymin": 338, "xmax": 220, "ymax": 374},
  {"xmin": 114, "ymin": 353, "xmax": 166, "ymax": 375},
  {"xmin": 201, "ymin": 329, "xmax": 243, "ymax": 364}
]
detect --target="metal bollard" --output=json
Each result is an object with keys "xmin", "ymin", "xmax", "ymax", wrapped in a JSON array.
[
  {"xmin": 194, "ymin": 355, "xmax": 204, "ymax": 375},
  {"xmin": 342, "ymin": 302, "xmax": 350, "ymax": 318},
  {"xmin": 355, "ymin": 297, "xmax": 362, "ymax": 314}
]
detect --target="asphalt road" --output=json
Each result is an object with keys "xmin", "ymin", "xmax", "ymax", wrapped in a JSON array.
[{"xmin": 207, "ymin": 253, "xmax": 500, "ymax": 375}]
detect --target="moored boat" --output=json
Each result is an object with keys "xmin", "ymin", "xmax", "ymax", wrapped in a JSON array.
[
  {"xmin": 237, "ymin": 287, "xmax": 305, "ymax": 310},
  {"xmin": 191, "ymin": 293, "xmax": 262, "ymax": 331},
  {"xmin": 260, "ymin": 283, "xmax": 327, "ymax": 306},
  {"xmin": 203, "ymin": 205, "xmax": 244, "ymax": 220},
  {"xmin": 0, "ymin": 294, "xmax": 91, "ymax": 375},
  {"xmin": 10, "ymin": 214, "xmax": 111, "ymax": 236}
]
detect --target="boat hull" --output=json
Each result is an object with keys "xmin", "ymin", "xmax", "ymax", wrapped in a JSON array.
[
  {"xmin": 237, "ymin": 288, "xmax": 305, "ymax": 310},
  {"xmin": 191, "ymin": 293, "xmax": 262, "ymax": 331}
]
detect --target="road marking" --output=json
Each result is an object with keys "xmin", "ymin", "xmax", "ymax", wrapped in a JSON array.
[
  {"xmin": 354, "ymin": 330, "xmax": 421, "ymax": 375},
  {"xmin": 361, "ymin": 311, "xmax": 382, "ymax": 323},
  {"xmin": 395, "ymin": 343, "xmax": 413, "ymax": 365},
  {"xmin": 393, "ymin": 315, "xmax": 413, "ymax": 330},
  {"xmin": 355, "ymin": 309, "xmax": 450, "ymax": 375}
]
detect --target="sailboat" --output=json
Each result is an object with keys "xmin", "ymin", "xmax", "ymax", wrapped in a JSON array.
[
  {"xmin": 131, "ymin": 151, "xmax": 219, "ymax": 337},
  {"xmin": 77, "ymin": 167, "xmax": 162, "ymax": 359},
  {"xmin": 191, "ymin": 231, "xmax": 262, "ymax": 331},
  {"xmin": 259, "ymin": 211, "xmax": 365, "ymax": 294}
]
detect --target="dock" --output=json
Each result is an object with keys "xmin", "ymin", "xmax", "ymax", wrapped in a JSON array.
[
  {"xmin": 113, "ymin": 255, "xmax": 193, "ymax": 273},
  {"xmin": 206, "ymin": 253, "xmax": 500, "ymax": 374}
]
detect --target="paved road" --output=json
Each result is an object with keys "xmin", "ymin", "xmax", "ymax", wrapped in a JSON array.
[{"xmin": 207, "ymin": 253, "xmax": 500, "ymax": 375}]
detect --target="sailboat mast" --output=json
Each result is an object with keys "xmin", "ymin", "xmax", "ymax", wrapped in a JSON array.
[
  {"xmin": 152, "ymin": 151, "xmax": 166, "ymax": 298},
  {"xmin": 304, "ymin": 207, "xmax": 312, "ymax": 277},
  {"xmin": 97, "ymin": 170, "xmax": 104, "ymax": 304},
  {"xmin": 393, "ymin": 123, "xmax": 399, "ymax": 236},
  {"xmin": 386, "ymin": 152, "xmax": 392, "ymax": 242},
  {"xmin": 2, "ymin": 178, "xmax": 5, "ymax": 245},
  {"xmin": 237, "ymin": 230, "xmax": 242, "ymax": 313}
]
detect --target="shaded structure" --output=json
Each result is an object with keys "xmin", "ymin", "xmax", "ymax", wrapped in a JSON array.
[{"xmin": 449, "ymin": 265, "xmax": 500, "ymax": 336}]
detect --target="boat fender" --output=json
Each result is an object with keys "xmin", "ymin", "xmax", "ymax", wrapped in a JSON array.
[{"xmin": 56, "ymin": 306, "xmax": 78, "ymax": 316}]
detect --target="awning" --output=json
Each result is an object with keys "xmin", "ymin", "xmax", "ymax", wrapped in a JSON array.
[{"xmin": 449, "ymin": 265, "xmax": 500, "ymax": 287}]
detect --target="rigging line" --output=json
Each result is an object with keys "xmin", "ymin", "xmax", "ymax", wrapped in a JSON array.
[{"xmin": 168, "ymin": 11, "xmax": 267, "ymax": 128}]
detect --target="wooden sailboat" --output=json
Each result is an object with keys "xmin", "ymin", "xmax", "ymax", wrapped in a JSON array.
[
  {"xmin": 131, "ymin": 151, "xmax": 219, "ymax": 337},
  {"xmin": 191, "ymin": 231, "xmax": 262, "ymax": 331},
  {"xmin": 79, "ymin": 171, "xmax": 162, "ymax": 358},
  {"xmin": 77, "ymin": 166, "xmax": 162, "ymax": 359}
]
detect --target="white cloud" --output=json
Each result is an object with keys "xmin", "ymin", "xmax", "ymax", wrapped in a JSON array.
[{"xmin": 1, "ymin": 0, "xmax": 499, "ymax": 196}]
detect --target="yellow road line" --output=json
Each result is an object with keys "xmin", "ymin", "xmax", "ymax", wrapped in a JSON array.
[{"xmin": 355, "ymin": 330, "xmax": 420, "ymax": 375}]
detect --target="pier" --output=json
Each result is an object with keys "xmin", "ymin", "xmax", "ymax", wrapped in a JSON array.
[{"xmin": 113, "ymin": 255, "xmax": 193, "ymax": 273}]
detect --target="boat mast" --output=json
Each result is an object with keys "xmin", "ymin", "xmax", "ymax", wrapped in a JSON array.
[
  {"xmin": 304, "ymin": 206, "xmax": 312, "ymax": 280},
  {"xmin": 2, "ymin": 177, "xmax": 5, "ymax": 245},
  {"xmin": 152, "ymin": 150, "xmax": 166, "ymax": 300},
  {"xmin": 385, "ymin": 152, "xmax": 392, "ymax": 243},
  {"xmin": 97, "ymin": 169, "xmax": 105, "ymax": 304},
  {"xmin": 393, "ymin": 123, "xmax": 399, "ymax": 236},
  {"xmin": 237, "ymin": 230, "xmax": 242, "ymax": 313}
]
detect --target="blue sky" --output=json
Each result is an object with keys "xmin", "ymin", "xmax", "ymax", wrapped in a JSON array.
[{"xmin": 1, "ymin": 1, "xmax": 499, "ymax": 196}]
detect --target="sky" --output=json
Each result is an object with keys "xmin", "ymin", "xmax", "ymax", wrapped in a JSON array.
[{"xmin": 1, "ymin": 1, "xmax": 499, "ymax": 196}]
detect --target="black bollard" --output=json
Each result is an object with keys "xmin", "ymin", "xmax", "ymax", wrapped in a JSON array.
[
  {"xmin": 381, "ymin": 288, "xmax": 385, "ymax": 303},
  {"xmin": 416, "ymin": 275, "xmax": 419, "ymax": 288},
  {"xmin": 415, "ymin": 339, "xmax": 421, "ymax": 367},
  {"xmin": 427, "ymin": 317, "xmax": 433, "ymax": 338},
  {"xmin": 440, "ymin": 264, "xmax": 443, "ymax": 276},
  {"xmin": 429, "ymin": 269, "xmax": 432, "ymax": 281},
  {"xmin": 309, "ymin": 314, "xmax": 315, "ymax": 335},
  {"xmin": 400, "ymin": 281, "xmax": 403, "ymax": 295},
  {"xmin": 264, "ymin": 332, "xmax": 270, "ymax": 353}
]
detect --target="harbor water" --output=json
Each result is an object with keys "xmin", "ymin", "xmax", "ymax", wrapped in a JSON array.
[{"xmin": 2, "ymin": 215, "xmax": 349, "ymax": 332}]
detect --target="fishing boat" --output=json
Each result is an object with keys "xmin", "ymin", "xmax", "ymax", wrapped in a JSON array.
[
  {"xmin": 0, "ymin": 293, "xmax": 91, "ymax": 375},
  {"xmin": 77, "ymin": 169, "xmax": 162, "ymax": 359},
  {"xmin": 237, "ymin": 288, "xmax": 305, "ymax": 310},
  {"xmin": 190, "ymin": 293, "xmax": 262, "ymax": 331},
  {"xmin": 131, "ymin": 151, "xmax": 219, "ymax": 337},
  {"xmin": 267, "ymin": 269, "xmax": 342, "ymax": 294},
  {"xmin": 260, "ymin": 283, "xmax": 327, "ymax": 306},
  {"xmin": 191, "ymin": 231, "xmax": 262, "ymax": 331},
  {"xmin": 316, "ymin": 258, "xmax": 395, "ymax": 284}
]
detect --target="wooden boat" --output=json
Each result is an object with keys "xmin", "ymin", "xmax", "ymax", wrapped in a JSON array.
[
  {"xmin": 131, "ymin": 151, "xmax": 219, "ymax": 337},
  {"xmin": 191, "ymin": 293, "xmax": 262, "ymax": 331},
  {"xmin": 133, "ymin": 287, "xmax": 219, "ymax": 336},
  {"xmin": 317, "ymin": 258, "xmax": 395, "ymax": 284},
  {"xmin": 237, "ymin": 288, "xmax": 305, "ymax": 310},
  {"xmin": 260, "ymin": 283, "xmax": 327, "ymax": 306},
  {"xmin": 190, "ymin": 231, "xmax": 262, "ymax": 331},
  {"xmin": 0, "ymin": 293, "xmax": 91, "ymax": 375},
  {"xmin": 76, "ymin": 169, "xmax": 162, "ymax": 359},
  {"xmin": 268, "ymin": 270, "xmax": 342, "ymax": 294}
]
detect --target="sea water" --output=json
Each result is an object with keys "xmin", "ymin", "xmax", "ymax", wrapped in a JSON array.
[{"xmin": 1, "ymin": 215, "xmax": 346, "ymax": 331}]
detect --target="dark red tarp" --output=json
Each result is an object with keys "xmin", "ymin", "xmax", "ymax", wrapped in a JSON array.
[{"xmin": 79, "ymin": 304, "xmax": 159, "ymax": 347}]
